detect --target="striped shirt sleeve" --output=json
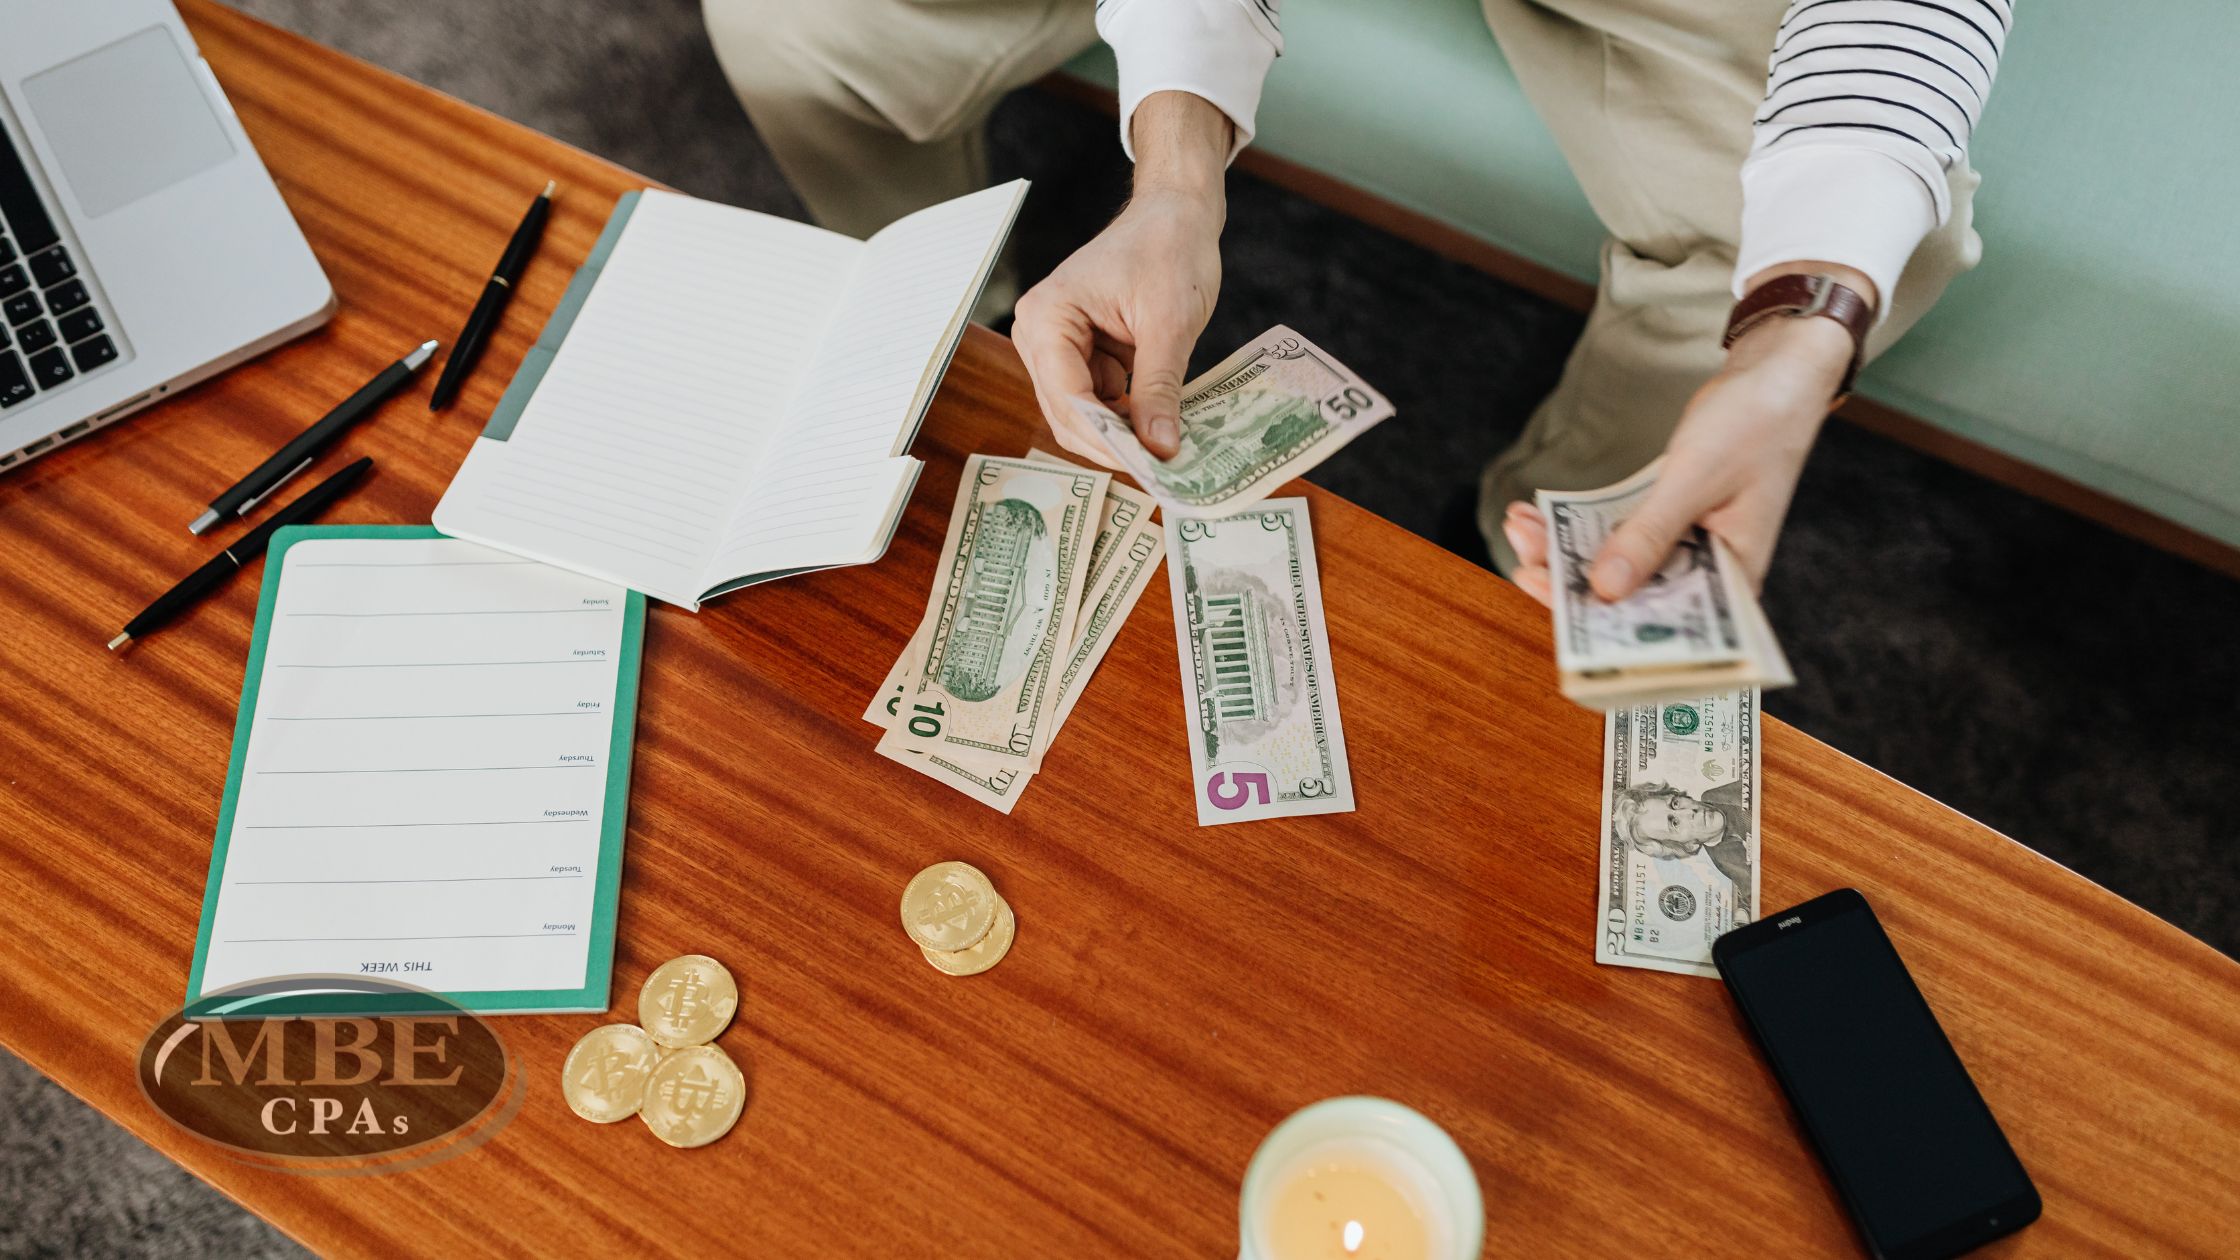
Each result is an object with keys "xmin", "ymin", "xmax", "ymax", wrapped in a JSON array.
[
  {"xmin": 1735, "ymin": 0, "xmax": 2013, "ymax": 315},
  {"xmin": 1096, "ymin": 0, "xmax": 1282, "ymax": 163}
]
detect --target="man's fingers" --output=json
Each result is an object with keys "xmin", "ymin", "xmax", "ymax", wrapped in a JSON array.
[
  {"xmin": 1049, "ymin": 412, "xmax": 1122, "ymax": 469},
  {"xmin": 1514, "ymin": 564, "xmax": 1554, "ymax": 608},
  {"xmin": 1502, "ymin": 497, "xmax": 1556, "ymax": 605},
  {"xmin": 1011, "ymin": 310, "xmax": 1100, "ymax": 444},
  {"xmin": 1029, "ymin": 379, "xmax": 1123, "ymax": 469},
  {"xmin": 1014, "ymin": 328, "xmax": 1097, "ymax": 411},
  {"xmin": 1589, "ymin": 478, "xmax": 1709, "ymax": 601},
  {"xmin": 1502, "ymin": 501, "xmax": 1548, "ymax": 568},
  {"xmin": 1015, "ymin": 294, "xmax": 1146, "ymax": 471},
  {"xmin": 1092, "ymin": 333, "xmax": 1136, "ymax": 373},
  {"xmin": 1127, "ymin": 322, "xmax": 1194, "ymax": 460},
  {"xmin": 1089, "ymin": 350, "xmax": 1130, "ymax": 404}
]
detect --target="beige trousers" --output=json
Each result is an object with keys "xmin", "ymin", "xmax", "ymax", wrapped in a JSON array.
[
  {"xmin": 703, "ymin": 0, "xmax": 1099, "ymax": 317},
  {"xmin": 701, "ymin": 0, "xmax": 1980, "ymax": 567}
]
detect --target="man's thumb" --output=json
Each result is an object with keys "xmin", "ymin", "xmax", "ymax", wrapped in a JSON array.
[
  {"xmin": 1590, "ymin": 484, "xmax": 1700, "ymax": 601},
  {"xmin": 1129, "ymin": 329, "xmax": 1192, "ymax": 460}
]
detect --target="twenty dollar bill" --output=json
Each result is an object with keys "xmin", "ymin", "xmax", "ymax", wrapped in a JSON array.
[
  {"xmin": 1165, "ymin": 497, "xmax": 1354, "ymax": 825},
  {"xmin": 1596, "ymin": 688, "xmax": 1760, "ymax": 978},
  {"xmin": 1072, "ymin": 325, "xmax": 1394, "ymax": 518}
]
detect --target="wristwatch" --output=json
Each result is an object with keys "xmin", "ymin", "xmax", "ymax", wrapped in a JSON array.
[{"xmin": 1722, "ymin": 273, "xmax": 1873, "ymax": 404}]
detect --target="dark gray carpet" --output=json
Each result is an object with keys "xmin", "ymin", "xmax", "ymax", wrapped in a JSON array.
[
  {"xmin": 7, "ymin": 1, "xmax": 2232, "ymax": 1252},
  {"xmin": 0, "ymin": 1050, "xmax": 304, "ymax": 1258}
]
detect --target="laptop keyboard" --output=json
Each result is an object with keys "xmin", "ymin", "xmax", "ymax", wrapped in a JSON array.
[{"xmin": 0, "ymin": 123, "xmax": 118, "ymax": 411}]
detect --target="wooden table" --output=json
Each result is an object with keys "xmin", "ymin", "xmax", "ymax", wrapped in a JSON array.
[{"xmin": 3, "ymin": 4, "xmax": 2236, "ymax": 1255}]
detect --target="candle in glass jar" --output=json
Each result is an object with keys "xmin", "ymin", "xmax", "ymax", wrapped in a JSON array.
[
  {"xmin": 1239, "ymin": 1097, "xmax": 1482, "ymax": 1260},
  {"xmin": 1260, "ymin": 1141, "xmax": 1439, "ymax": 1260}
]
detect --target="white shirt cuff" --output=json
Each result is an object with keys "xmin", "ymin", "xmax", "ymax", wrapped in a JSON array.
[
  {"xmin": 1734, "ymin": 146, "xmax": 1940, "ymax": 325},
  {"xmin": 1099, "ymin": 0, "xmax": 1280, "ymax": 164}
]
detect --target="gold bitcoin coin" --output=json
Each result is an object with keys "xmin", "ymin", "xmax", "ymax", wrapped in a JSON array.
[
  {"xmin": 921, "ymin": 896, "xmax": 1016, "ymax": 977},
  {"xmin": 900, "ymin": 861, "xmax": 999, "ymax": 953},
  {"xmin": 638, "ymin": 1044, "xmax": 747, "ymax": 1149},
  {"xmin": 638, "ymin": 954, "xmax": 740, "ymax": 1049},
  {"xmin": 561, "ymin": 1023, "xmax": 659, "ymax": 1124}
]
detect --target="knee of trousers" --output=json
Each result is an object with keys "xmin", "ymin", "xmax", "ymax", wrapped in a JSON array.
[{"xmin": 701, "ymin": 0, "xmax": 940, "ymax": 141}]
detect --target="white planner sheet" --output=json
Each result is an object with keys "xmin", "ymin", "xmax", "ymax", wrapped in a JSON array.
[{"xmin": 196, "ymin": 536, "xmax": 630, "ymax": 1000}]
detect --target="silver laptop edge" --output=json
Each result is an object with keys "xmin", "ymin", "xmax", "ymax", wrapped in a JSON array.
[{"xmin": 0, "ymin": 0, "xmax": 333, "ymax": 473}]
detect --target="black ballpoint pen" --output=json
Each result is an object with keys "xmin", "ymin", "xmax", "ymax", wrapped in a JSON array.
[
  {"xmin": 428, "ymin": 180, "xmax": 555, "ymax": 412},
  {"xmin": 189, "ymin": 341, "xmax": 434, "ymax": 535},
  {"xmin": 114, "ymin": 458, "xmax": 374, "ymax": 651}
]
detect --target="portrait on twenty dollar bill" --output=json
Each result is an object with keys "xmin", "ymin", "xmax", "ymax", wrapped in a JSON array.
[{"xmin": 1596, "ymin": 689, "xmax": 1760, "ymax": 978}]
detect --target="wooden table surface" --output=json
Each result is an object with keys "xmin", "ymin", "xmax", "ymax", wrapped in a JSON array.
[{"xmin": 3, "ymin": 5, "xmax": 2236, "ymax": 1256}]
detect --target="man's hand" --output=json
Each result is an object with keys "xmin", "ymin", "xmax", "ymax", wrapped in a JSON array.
[
  {"xmin": 1503, "ymin": 262, "xmax": 1871, "ymax": 606},
  {"xmin": 1012, "ymin": 91, "xmax": 1231, "ymax": 467}
]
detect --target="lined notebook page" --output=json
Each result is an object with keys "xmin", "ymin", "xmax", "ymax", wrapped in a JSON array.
[
  {"xmin": 198, "ymin": 537, "xmax": 628, "ymax": 998},
  {"xmin": 439, "ymin": 191, "xmax": 861, "ymax": 604},
  {"xmin": 705, "ymin": 181, "xmax": 1023, "ymax": 582}
]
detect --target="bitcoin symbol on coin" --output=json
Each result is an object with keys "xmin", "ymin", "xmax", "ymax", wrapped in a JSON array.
[
  {"xmin": 638, "ymin": 954, "xmax": 739, "ymax": 1049},
  {"xmin": 900, "ymin": 861, "xmax": 999, "ymax": 952},
  {"xmin": 561, "ymin": 1024, "xmax": 659, "ymax": 1124},
  {"xmin": 639, "ymin": 1045, "xmax": 746, "ymax": 1149}
]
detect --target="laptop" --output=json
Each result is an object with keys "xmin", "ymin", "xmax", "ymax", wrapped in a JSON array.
[{"xmin": 0, "ymin": 1, "xmax": 332, "ymax": 472}]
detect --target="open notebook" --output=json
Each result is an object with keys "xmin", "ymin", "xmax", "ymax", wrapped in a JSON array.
[{"xmin": 434, "ymin": 181, "xmax": 1026, "ymax": 608}]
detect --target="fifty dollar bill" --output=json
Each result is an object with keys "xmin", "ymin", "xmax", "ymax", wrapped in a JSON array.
[
  {"xmin": 1165, "ymin": 496, "xmax": 1354, "ymax": 825},
  {"xmin": 1596, "ymin": 688, "xmax": 1760, "ymax": 978},
  {"xmin": 1070, "ymin": 325, "xmax": 1393, "ymax": 518}
]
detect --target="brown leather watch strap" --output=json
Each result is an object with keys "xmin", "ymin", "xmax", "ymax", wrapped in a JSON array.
[{"xmin": 1722, "ymin": 273, "xmax": 1872, "ymax": 403}]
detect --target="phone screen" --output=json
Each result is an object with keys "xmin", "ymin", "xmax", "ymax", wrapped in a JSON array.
[{"xmin": 1717, "ymin": 892, "xmax": 2037, "ymax": 1258}]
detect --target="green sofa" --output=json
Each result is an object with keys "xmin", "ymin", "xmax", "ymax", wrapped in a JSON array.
[{"xmin": 1067, "ymin": 0, "xmax": 2240, "ymax": 552}]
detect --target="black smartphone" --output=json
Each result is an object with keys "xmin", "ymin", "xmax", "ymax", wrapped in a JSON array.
[{"xmin": 1713, "ymin": 888, "xmax": 2040, "ymax": 1259}]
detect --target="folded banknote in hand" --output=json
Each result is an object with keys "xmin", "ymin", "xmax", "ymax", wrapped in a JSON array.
[
  {"xmin": 1538, "ymin": 462, "xmax": 1793, "ymax": 710},
  {"xmin": 1069, "ymin": 325, "xmax": 1393, "ymax": 518}
]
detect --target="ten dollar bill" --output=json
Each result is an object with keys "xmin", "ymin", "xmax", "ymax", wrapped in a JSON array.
[{"xmin": 885, "ymin": 454, "xmax": 1107, "ymax": 771}]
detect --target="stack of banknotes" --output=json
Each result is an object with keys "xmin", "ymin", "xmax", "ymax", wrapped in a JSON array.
[
  {"xmin": 1539, "ymin": 471, "xmax": 1776, "ymax": 974},
  {"xmin": 868, "ymin": 327, "xmax": 1393, "ymax": 822},
  {"xmin": 864, "ymin": 450, "xmax": 1163, "ymax": 815},
  {"xmin": 1537, "ymin": 463, "xmax": 1793, "ymax": 710}
]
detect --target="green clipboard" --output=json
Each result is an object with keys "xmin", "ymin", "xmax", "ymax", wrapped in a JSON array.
[{"xmin": 182, "ymin": 524, "xmax": 646, "ymax": 1017}]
